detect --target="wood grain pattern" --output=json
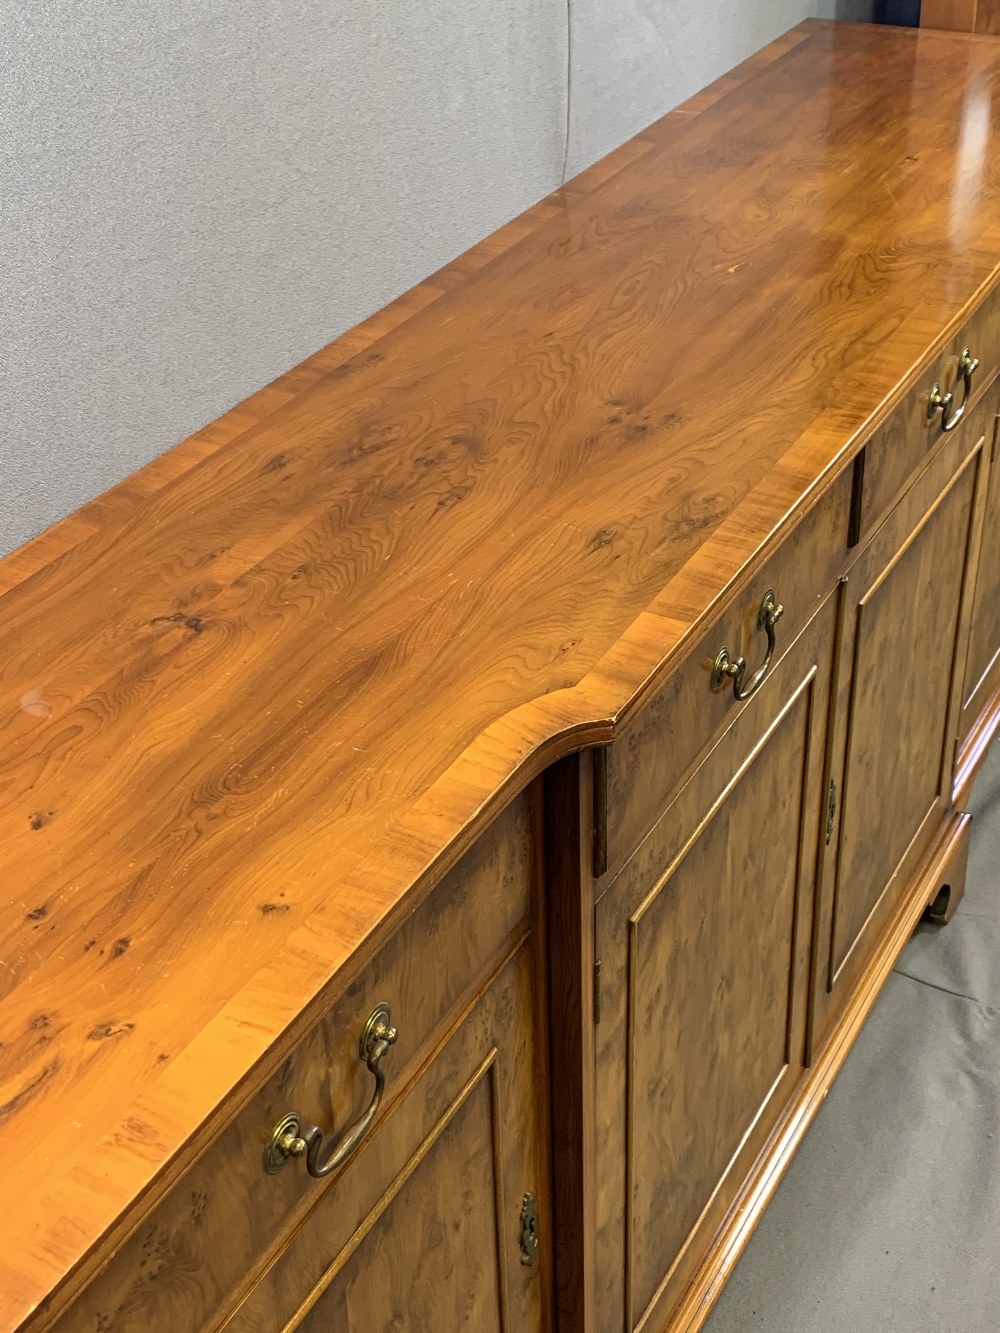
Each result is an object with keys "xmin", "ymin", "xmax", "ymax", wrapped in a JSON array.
[
  {"xmin": 809, "ymin": 415, "xmax": 988, "ymax": 1056},
  {"xmin": 602, "ymin": 467, "xmax": 852, "ymax": 877},
  {"xmin": 6, "ymin": 19, "xmax": 1000, "ymax": 1328},
  {"xmin": 921, "ymin": 0, "xmax": 981, "ymax": 30},
  {"xmin": 921, "ymin": 0, "xmax": 1000, "ymax": 33},
  {"xmin": 855, "ymin": 285, "xmax": 1000, "ymax": 545},
  {"xmin": 594, "ymin": 591, "xmax": 837, "ymax": 1332},
  {"xmin": 46, "ymin": 795, "xmax": 535, "ymax": 1333},
  {"xmin": 832, "ymin": 456, "xmax": 977, "ymax": 972},
  {"xmin": 628, "ymin": 679, "xmax": 819, "ymax": 1329},
  {"xmin": 960, "ymin": 406, "xmax": 1000, "ymax": 737},
  {"xmin": 226, "ymin": 939, "xmax": 550, "ymax": 1332},
  {"xmin": 666, "ymin": 811, "xmax": 973, "ymax": 1332},
  {"xmin": 289, "ymin": 1072, "xmax": 507, "ymax": 1333}
]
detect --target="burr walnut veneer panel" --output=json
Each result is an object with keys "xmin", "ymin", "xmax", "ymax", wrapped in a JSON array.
[
  {"xmin": 595, "ymin": 594, "xmax": 838, "ymax": 1331},
  {"xmin": 45, "ymin": 796, "xmax": 542, "ymax": 1333},
  {"xmin": 810, "ymin": 401, "xmax": 992, "ymax": 1056},
  {"xmin": 223, "ymin": 941, "xmax": 550, "ymax": 1333}
]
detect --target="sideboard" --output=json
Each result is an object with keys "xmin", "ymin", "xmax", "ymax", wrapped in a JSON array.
[{"xmin": 2, "ymin": 18, "xmax": 1000, "ymax": 1333}]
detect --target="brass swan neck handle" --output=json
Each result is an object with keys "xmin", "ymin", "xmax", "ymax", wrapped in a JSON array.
[
  {"xmin": 263, "ymin": 1004, "xmax": 398, "ymax": 1179},
  {"xmin": 710, "ymin": 589, "xmax": 784, "ymax": 702},
  {"xmin": 927, "ymin": 347, "xmax": 978, "ymax": 434}
]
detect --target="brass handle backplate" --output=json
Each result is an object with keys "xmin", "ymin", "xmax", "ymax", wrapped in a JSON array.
[
  {"xmin": 710, "ymin": 589, "xmax": 784, "ymax": 701},
  {"xmin": 263, "ymin": 1003, "xmax": 398, "ymax": 1178},
  {"xmin": 927, "ymin": 347, "xmax": 978, "ymax": 434}
]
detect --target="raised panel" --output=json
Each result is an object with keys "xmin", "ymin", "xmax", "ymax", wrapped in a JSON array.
[
  {"xmin": 830, "ymin": 457, "xmax": 978, "ymax": 981},
  {"xmin": 627, "ymin": 677, "xmax": 815, "ymax": 1327},
  {"xmin": 594, "ymin": 595, "xmax": 837, "ymax": 1333},
  {"xmin": 291, "ymin": 1060, "xmax": 506, "ymax": 1332}
]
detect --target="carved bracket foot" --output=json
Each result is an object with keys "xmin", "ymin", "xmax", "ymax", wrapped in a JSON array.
[{"xmin": 922, "ymin": 814, "xmax": 972, "ymax": 927}]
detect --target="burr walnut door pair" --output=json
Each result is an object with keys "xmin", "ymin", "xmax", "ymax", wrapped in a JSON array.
[
  {"xmin": 810, "ymin": 407, "xmax": 994, "ymax": 1053},
  {"xmin": 592, "ymin": 404, "xmax": 994, "ymax": 1331}
]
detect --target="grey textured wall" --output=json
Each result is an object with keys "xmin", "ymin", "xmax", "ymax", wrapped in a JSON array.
[{"xmin": 1, "ymin": 1, "xmax": 872, "ymax": 558}]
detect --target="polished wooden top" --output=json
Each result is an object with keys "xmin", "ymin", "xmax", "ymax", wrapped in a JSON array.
[{"xmin": 3, "ymin": 18, "xmax": 1000, "ymax": 1327}]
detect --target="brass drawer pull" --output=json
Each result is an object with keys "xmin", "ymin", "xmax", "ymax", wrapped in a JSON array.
[
  {"xmin": 263, "ymin": 1003, "xmax": 398, "ymax": 1178},
  {"xmin": 710, "ymin": 589, "xmax": 784, "ymax": 701},
  {"xmin": 927, "ymin": 347, "xmax": 979, "ymax": 433}
]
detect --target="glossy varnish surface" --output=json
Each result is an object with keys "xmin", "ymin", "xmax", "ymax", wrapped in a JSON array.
[
  {"xmin": 3, "ymin": 20, "xmax": 1000, "ymax": 1327},
  {"xmin": 921, "ymin": 0, "xmax": 1000, "ymax": 35}
]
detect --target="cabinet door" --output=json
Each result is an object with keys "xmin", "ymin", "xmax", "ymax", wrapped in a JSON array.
[
  {"xmin": 594, "ymin": 591, "xmax": 838, "ymax": 1333},
  {"xmin": 227, "ymin": 940, "xmax": 550, "ymax": 1332},
  {"xmin": 811, "ymin": 438, "xmax": 983, "ymax": 1050},
  {"xmin": 958, "ymin": 416, "xmax": 1000, "ymax": 754}
]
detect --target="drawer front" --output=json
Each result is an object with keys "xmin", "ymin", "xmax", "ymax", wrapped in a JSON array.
[
  {"xmin": 224, "ymin": 938, "xmax": 548, "ymax": 1332},
  {"xmin": 604, "ymin": 465, "xmax": 852, "ymax": 875},
  {"xmin": 857, "ymin": 279, "xmax": 1000, "ymax": 545},
  {"xmin": 55, "ymin": 794, "xmax": 536, "ymax": 1333}
]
